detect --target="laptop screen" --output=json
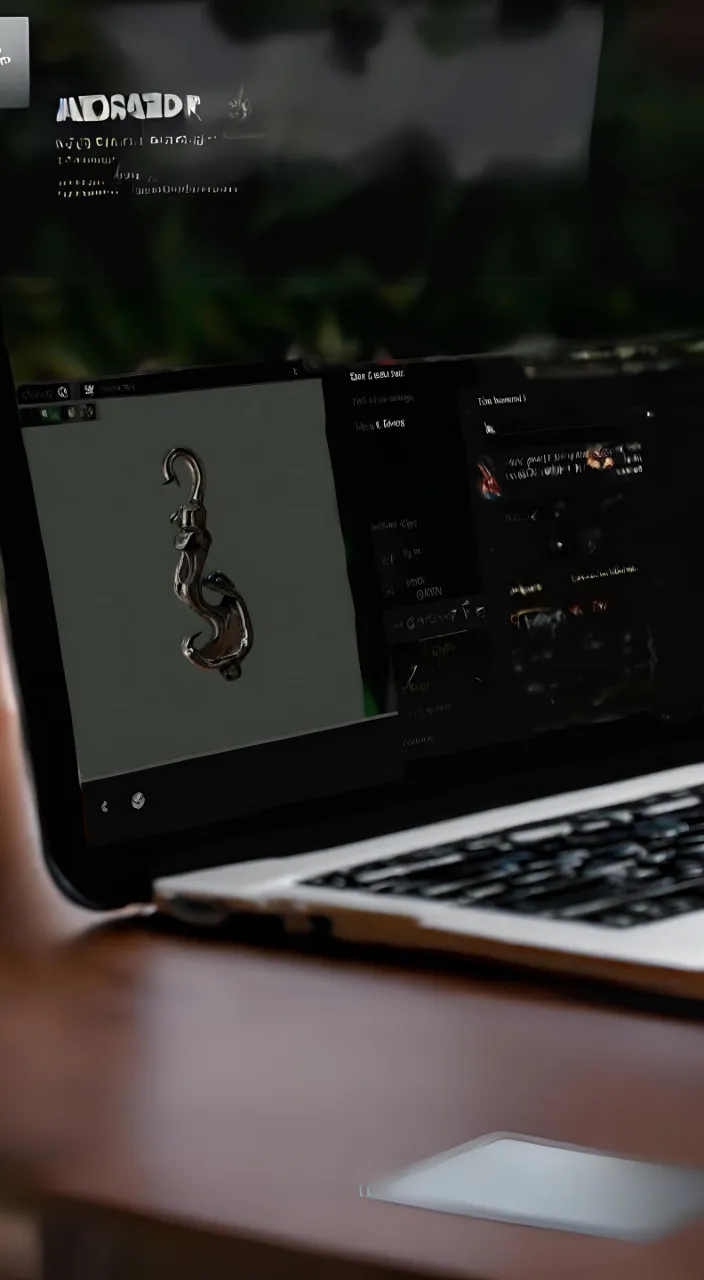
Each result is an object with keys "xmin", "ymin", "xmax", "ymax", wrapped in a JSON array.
[{"xmin": 2, "ymin": 3, "xmax": 704, "ymax": 853}]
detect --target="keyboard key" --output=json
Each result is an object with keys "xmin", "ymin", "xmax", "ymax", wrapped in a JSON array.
[
  {"xmin": 419, "ymin": 867, "xmax": 522, "ymax": 898},
  {"xmin": 627, "ymin": 901, "xmax": 669, "ymax": 920},
  {"xmin": 642, "ymin": 796, "xmax": 701, "ymax": 815},
  {"xmin": 354, "ymin": 852, "xmax": 464, "ymax": 884},
  {"xmin": 555, "ymin": 895, "xmax": 639, "ymax": 920},
  {"xmin": 597, "ymin": 913, "xmax": 637, "ymax": 928},
  {"xmin": 583, "ymin": 859, "xmax": 639, "ymax": 880},
  {"xmin": 627, "ymin": 866, "xmax": 663, "ymax": 881},
  {"xmin": 673, "ymin": 838, "xmax": 704, "ymax": 853},
  {"xmin": 405, "ymin": 845, "xmax": 461, "ymax": 863},
  {"xmin": 511, "ymin": 869, "xmax": 558, "ymax": 887},
  {"xmin": 364, "ymin": 879, "xmax": 424, "ymax": 895},
  {"xmin": 634, "ymin": 818, "xmax": 690, "ymax": 841},
  {"xmin": 509, "ymin": 822, "xmax": 574, "ymax": 844},
  {"xmin": 306, "ymin": 873, "xmax": 353, "ymax": 889},
  {"xmin": 458, "ymin": 882, "xmax": 511, "ymax": 904},
  {"xmin": 459, "ymin": 836, "xmax": 511, "ymax": 853},
  {"xmin": 673, "ymin": 860, "xmax": 704, "ymax": 878},
  {"xmin": 507, "ymin": 881, "xmax": 620, "ymax": 915},
  {"xmin": 638, "ymin": 849, "xmax": 673, "ymax": 865},
  {"xmin": 557, "ymin": 850, "xmax": 591, "ymax": 870},
  {"xmin": 666, "ymin": 895, "xmax": 704, "ymax": 915}
]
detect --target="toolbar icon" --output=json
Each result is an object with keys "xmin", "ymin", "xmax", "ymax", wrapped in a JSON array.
[
  {"xmin": 131, "ymin": 792, "xmax": 146, "ymax": 810},
  {"xmin": 83, "ymin": 383, "xmax": 94, "ymax": 397},
  {"xmin": 57, "ymin": 384, "xmax": 69, "ymax": 399}
]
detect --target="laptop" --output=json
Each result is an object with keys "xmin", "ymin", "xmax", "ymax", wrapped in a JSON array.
[
  {"xmin": 4, "ymin": 4, "xmax": 704, "ymax": 999},
  {"xmin": 6, "ymin": 332, "xmax": 704, "ymax": 999},
  {"xmin": 149, "ymin": 348, "xmax": 704, "ymax": 1000}
]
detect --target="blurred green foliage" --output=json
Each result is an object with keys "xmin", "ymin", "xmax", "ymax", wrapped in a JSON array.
[{"xmin": 1, "ymin": 0, "xmax": 702, "ymax": 381}]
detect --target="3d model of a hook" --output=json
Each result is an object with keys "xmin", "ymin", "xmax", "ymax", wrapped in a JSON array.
[{"xmin": 162, "ymin": 446, "xmax": 253, "ymax": 681}]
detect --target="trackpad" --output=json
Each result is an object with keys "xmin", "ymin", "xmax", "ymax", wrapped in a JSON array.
[{"xmin": 363, "ymin": 1135, "xmax": 704, "ymax": 1240}]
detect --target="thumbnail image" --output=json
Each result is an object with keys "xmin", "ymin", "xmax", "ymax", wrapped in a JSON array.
[
  {"xmin": 586, "ymin": 445, "xmax": 615, "ymax": 471},
  {"xmin": 477, "ymin": 457, "xmax": 502, "ymax": 500}
]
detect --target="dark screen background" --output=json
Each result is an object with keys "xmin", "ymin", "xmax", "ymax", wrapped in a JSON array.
[{"xmin": 1, "ymin": 0, "xmax": 703, "ymax": 384}]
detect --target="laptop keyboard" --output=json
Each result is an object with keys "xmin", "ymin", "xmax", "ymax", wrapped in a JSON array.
[{"xmin": 302, "ymin": 786, "xmax": 704, "ymax": 928}]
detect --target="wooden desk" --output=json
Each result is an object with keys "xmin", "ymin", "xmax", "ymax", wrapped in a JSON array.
[
  {"xmin": 0, "ymin": 922, "xmax": 704, "ymax": 1280},
  {"xmin": 1, "ymin": 616, "xmax": 704, "ymax": 1280}
]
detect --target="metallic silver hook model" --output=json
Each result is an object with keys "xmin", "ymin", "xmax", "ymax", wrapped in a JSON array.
[{"xmin": 162, "ymin": 447, "xmax": 253, "ymax": 681}]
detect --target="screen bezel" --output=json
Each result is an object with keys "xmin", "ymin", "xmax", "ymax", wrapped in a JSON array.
[{"xmin": 5, "ymin": 321, "xmax": 704, "ymax": 910}]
